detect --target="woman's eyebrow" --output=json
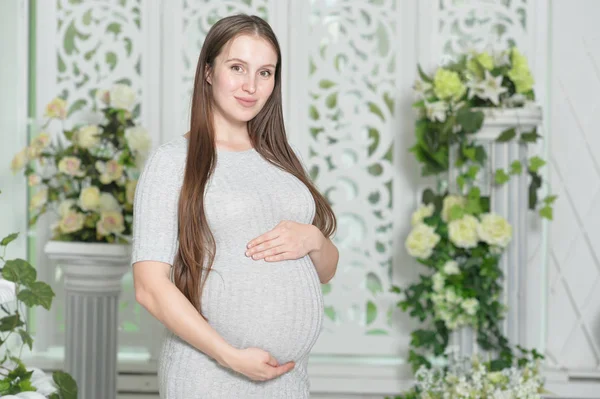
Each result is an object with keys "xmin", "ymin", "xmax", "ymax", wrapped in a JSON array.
[{"xmin": 225, "ymin": 58, "xmax": 276, "ymax": 69}]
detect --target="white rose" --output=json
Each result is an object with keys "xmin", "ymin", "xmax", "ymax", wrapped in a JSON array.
[
  {"xmin": 58, "ymin": 199, "xmax": 76, "ymax": 217},
  {"xmin": 126, "ymin": 180, "xmax": 137, "ymax": 204},
  {"xmin": 125, "ymin": 126, "xmax": 151, "ymax": 153},
  {"xmin": 443, "ymin": 260, "xmax": 460, "ymax": 275},
  {"xmin": 59, "ymin": 211, "xmax": 85, "ymax": 234},
  {"xmin": 57, "ymin": 156, "xmax": 85, "ymax": 177},
  {"xmin": 79, "ymin": 186, "xmax": 100, "ymax": 211},
  {"xmin": 27, "ymin": 146, "xmax": 42, "ymax": 159},
  {"xmin": 28, "ymin": 174, "xmax": 42, "ymax": 186},
  {"xmin": 477, "ymin": 213, "xmax": 512, "ymax": 248},
  {"xmin": 442, "ymin": 195, "xmax": 467, "ymax": 222},
  {"xmin": 411, "ymin": 203, "xmax": 435, "ymax": 226},
  {"xmin": 97, "ymin": 210, "xmax": 125, "ymax": 236},
  {"xmin": 31, "ymin": 132, "xmax": 51, "ymax": 149},
  {"xmin": 444, "ymin": 287, "xmax": 459, "ymax": 304},
  {"xmin": 30, "ymin": 188, "xmax": 48, "ymax": 210},
  {"xmin": 99, "ymin": 192, "xmax": 120, "ymax": 211},
  {"xmin": 461, "ymin": 298, "xmax": 479, "ymax": 316},
  {"xmin": 109, "ymin": 84, "xmax": 135, "ymax": 110},
  {"xmin": 96, "ymin": 160, "xmax": 124, "ymax": 184},
  {"xmin": 75, "ymin": 125, "xmax": 101, "ymax": 149},
  {"xmin": 44, "ymin": 97, "xmax": 67, "ymax": 119},
  {"xmin": 10, "ymin": 148, "xmax": 28, "ymax": 173},
  {"xmin": 448, "ymin": 214, "xmax": 479, "ymax": 249},
  {"xmin": 95, "ymin": 88, "xmax": 110, "ymax": 106},
  {"xmin": 405, "ymin": 223, "xmax": 440, "ymax": 259}
]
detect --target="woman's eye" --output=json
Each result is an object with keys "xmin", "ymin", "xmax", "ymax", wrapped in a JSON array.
[
  {"xmin": 231, "ymin": 65, "xmax": 243, "ymax": 72},
  {"xmin": 260, "ymin": 70, "xmax": 272, "ymax": 78}
]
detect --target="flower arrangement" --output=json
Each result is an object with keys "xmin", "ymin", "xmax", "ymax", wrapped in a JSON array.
[
  {"xmin": 0, "ymin": 190, "xmax": 76, "ymax": 398},
  {"xmin": 388, "ymin": 348, "xmax": 546, "ymax": 399},
  {"xmin": 394, "ymin": 188, "xmax": 514, "ymax": 372},
  {"xmin": 410, "ymin": 47, "xmax": 556, "ymax": 219},
  {"xmin": 10, "ymin": 84, "xmax": 151, "ymax": 243}
]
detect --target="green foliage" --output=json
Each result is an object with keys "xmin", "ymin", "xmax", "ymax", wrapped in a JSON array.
[{"xmin": 0, "ymin": 206, "xmax": 78, "ymax": 398}]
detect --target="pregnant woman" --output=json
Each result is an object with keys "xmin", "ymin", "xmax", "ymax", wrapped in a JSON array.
[{"xmin": 131, "ymin": 14, "xmax": 339, "ymax": 398}]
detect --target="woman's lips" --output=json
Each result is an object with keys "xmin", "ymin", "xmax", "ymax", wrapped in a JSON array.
[{"xmin": 235, "ymin": 97, "xmax": 257, "ymax": 107}]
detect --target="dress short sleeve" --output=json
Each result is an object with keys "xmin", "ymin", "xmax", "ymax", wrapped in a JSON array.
[{"xmin": 130, "ymin": 146, "xmax": 183, "ymax": 267}]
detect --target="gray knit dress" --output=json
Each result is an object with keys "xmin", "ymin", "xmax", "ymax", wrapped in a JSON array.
[{"xmin": 130, "ymin": 135, "xmax": 324, "ymax": 398}]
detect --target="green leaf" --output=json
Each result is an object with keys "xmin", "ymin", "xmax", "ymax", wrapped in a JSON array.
[
  {"xmin": 67, "ymin": 99, "xmax": 87, "ymax": 117},
  {"xmin": 529, "ymin": 156, "xmax": 546, "ymax": 172},
  {"xmin": 1, "ymin": 233, "xmax": 19, "ymax": 246},
  {"xmin": 540, "ymin": 205, "xmax": 553, "ymax": 220},
  {"xmin": 496, "ymin": 127, "xmax": 516, "ymax": 142},
  {"xmin": 456, "ymin": 107, "xmax": 484, "ymax": 133},
  {"xmin": 520, "ymin": 128, "xmax": 541, "ymax": 143},
  {"xmin": 509, "ymin": 160, "xmax": 522, "ymax": 175},
  {"xmin": 494, "ymin": 169, "xmax": 510, "ymax": 185},
  {"xmin": 366, "ymin": 301, "xmax": 377, "ymax": 325},
  {"xmin": 466, "ymin": 165, "xmax": 480, "ymax": 180},
  {"xmin": 0, "ymin": 315, "xmax": 24, "ymax": 332},
  {"xmin": 417, "ymin": 64, "xmax": 433, "ymax": 83},
  {"xmin": 462, "ymin": 146, "xmax": 476, "ymax": 161},
  {"xmin": 448, "ymin": 204, "xmax": 465, "ymax": 221},
  {"xmin": 17, "ymin": 281, "xmax": 55, "ymax": 310},
  {"xmin": 18, "ymin": 329, "xmax": 34, "ymax": 350},
  {"xmin": 2, "ymin": 259, "xmax": 36, "ymax": 285},
  {"xmin": 543, "ymin": 194, "xmax": 558, "ymax": 205},
  {"xmin": 318, "ymin": 79, "xmax": 336, "ymax": 89},
  {"xmin": 53, "ymin": 370, "xmax": 78, "ymax": 399}
]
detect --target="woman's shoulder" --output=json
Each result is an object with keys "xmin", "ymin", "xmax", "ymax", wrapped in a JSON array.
[{"xmin": 140, "ymin": 135, "xmax": 188, "ymax": 179}]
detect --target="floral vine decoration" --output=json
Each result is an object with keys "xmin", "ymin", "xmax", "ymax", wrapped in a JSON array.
[
  {"xmin": 10, "ymin": 84, "xmax": 152, "ymax": 244},
  {"xmin": 410, "ymin": 47, "xmax": 556, "ymax": 219}
]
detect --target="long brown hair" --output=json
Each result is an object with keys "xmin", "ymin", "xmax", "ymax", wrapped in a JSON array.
[{"xmin": 174, "ymin": 14, "xmax": 337, "ymax": 318}]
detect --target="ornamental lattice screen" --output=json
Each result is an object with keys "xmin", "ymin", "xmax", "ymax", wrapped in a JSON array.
[{"xmin": 33, "ymin": 0, "xmax": 555, "ymax": 384}]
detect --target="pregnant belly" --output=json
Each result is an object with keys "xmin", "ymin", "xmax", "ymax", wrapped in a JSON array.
[{"xmin": 200, "ymin": 255, "xmax": 324, "ymax": 363}]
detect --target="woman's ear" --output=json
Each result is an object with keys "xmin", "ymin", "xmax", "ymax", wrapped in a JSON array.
[{"xmin": 205, "ymin": 63, "xmax": 212, "ymax": 85}]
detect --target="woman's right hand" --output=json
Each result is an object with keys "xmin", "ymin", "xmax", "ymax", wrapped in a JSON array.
[{"xmin": 225, "ymin": 347, "xmax": 295, "ymax": 381}]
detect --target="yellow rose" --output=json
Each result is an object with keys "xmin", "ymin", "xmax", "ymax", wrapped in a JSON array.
[
  {"xmin": 96, "ymin": 160, "xmax": 124, "ymax": 184},
  {"xmin": 27, "ymin": 146, "xmax": 42, "ymax": 159},
  {"xmin": 10, "ymin": 148, "xmax": 28, "ymax": 173},
  {"xmin": 109, "ymin": 84, "xmax": 136, "ymax": 110},
  {"xmin": 508, "ymin": 48, "xmax": 534, "ymax": 93},
  {"xmin": 74, "ymin": 125, "xmax": 101, "ymax": 149},
  {"xmin": 97, "ymin": 210, "xmax": 125, "ymax": 236},
  {"xmin": 28, "ymin": 175, "xmax": 42, "ymax": 187},
  {"xmin": 125, "ymin": 126, "xmax": 151, "ymax": 153},
  {"xmin": 58, "ymin": 199, "xmax": 76, "ymax": 217},
  {"xmin": 30, "ymin": 188, "xmax": 48, "ymax": 211},
  {"xmin": 433, "ymin": 68, "xmax": 466, "ymax": 101},
  {"xmin": 411, "ymin": 203, "xmax": 435, "ymax": 226},
  {"xmin": 477, "ymin": 213, "xmax": 512, "ymax": 247},
  {"xmin": 59, "ymin": 211, "xmax": 85, "ymax": 234},
  {"xmin": 58, "ymin": 156, "xmax": 85, "ymax": 177},
  {"xmin": 442, "ymin": 195, "xmax": 466, "ymax": 222},
  {"xmin": 126, "ymin": 180, "xmax": 137, "ymax": 204},
  {"xmin": 405, "ymin": 223, "xmax": 440, "ymax": 259},
  {"xmin": 99, "ymin": 192, "xmax": 120, "ymax": 211},
  {"xmin": 79, "ymin": 186, "xmax": 100, "ymax": 211},
  {"xmin": 44, "ymin": 97, "xmax": 67, "ymax": 119},
  {"xmin": 448, "ymin": 214, "xmax": 479, "ymax": 249}
]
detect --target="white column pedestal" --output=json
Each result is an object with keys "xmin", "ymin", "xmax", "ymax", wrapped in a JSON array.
[{"xmin": 45, "ymin": 241, "xmax": 130, "ymax": 399}]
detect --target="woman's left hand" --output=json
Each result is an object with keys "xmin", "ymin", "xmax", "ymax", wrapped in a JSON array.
[{"xmin": 245, "ymin": 220, "xmax": 324, "ymax": 262}]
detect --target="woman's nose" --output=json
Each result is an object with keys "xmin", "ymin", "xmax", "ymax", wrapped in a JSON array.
[{"xmin": 242, "ymin": 77, "xmax": 256, "ymax": 94}]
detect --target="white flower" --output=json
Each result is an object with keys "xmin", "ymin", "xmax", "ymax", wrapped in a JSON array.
[
  {"xmin": 31, "ymin": 132, "xmax": 51, "ymax": 149},
  {"xmin": 10, "ymin": 148, "xmax": 28, "ymax": 173},
  {"xmin": 59, "ymin": 211, "xmax": 85, "ymax": 234},
  {"xmin": 492, "ymin": 49, "xmax": 511, "ymax": 67},
  {"xmin": 26, "ymin": 146, "xmax": 42, "ymax": 159},
  {"xmin": 57, "ymin": 156, "xmax": 86, "ymax": 177},
  {"xmin": 432, "ymin": 272, "xmax": 445, "ymax": 292},
  {"xmin": 126, "ymin": 180, "xmax": 137, "ymax": 204},
  {"xmin": 74, "ymin": 124, "xmax": 101, "ymax": 149},
  {"xmin": 478, "ymin": 213, "xmax": 512, "ymax": 247},
  {"xmin": 443, "ymin": 260, "xmax": 460, "ymax": 275},
  {"xmin": 442, "ymin": 195, "xmax": 466, "ymax": 222},
  {"xmin": 58, "ymin": 199, "xmax": 76, "ymax": 217},
  {"xmin": 109, "ymin": 84, "xmax": 136, "ymax": 110},
  {"xmin": 461, "ymin": 298, "xmax": 479, "ymax": 316},
  {"xmin": 448, "ymin": 214, "xmax": 480, "ymax": 249},
  {"xmin": 79, "ymin": 186, "xmax": 101, "ymax": 211},
  {"xmin": 411, "ymin": 203, "xmax": 435, "ymax": 226},
  {"xmin": 99, "ymin": 192, "xmax": 120, "ymax": 211},
  {"xmin": 468, "ymin": 70, "xmax": 508, "ymax": 105},
  {"xmin": 405, "ymin": 223, "xmax": 441, "ymax": 259},
  {"xmin": 95, "ymin": 88, "xmax": 110, "ymax": 107},
  {"xmin": 125, "ymin": 126, "xmax": 151, "ymax": 153},
  {"xmin": 96, "ymin": 160, "xmax": 124, "ymax": 184},
  {"xmin": 413, "ymin": 79, "xmax": 433, "ymax": 100},
  {"xmin": 29, "ymin": 188, "xmax": 48, "ymax": 211},
  {"xmin": 97, "ymin": 210, "xmax": 125, "ymax": 236},
  {"xmin": 424, "ymin": 100, "xmax": 448, "ymax": 122}
]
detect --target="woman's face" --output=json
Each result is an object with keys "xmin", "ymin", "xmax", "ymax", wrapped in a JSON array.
[{"xmin": 207, "ymin": 34, "xmax": 278, "ymax": 124}]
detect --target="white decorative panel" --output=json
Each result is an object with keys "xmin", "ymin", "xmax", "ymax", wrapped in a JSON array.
[
  {"xmin": 304, "ymin": 0, "xmax": 405, "ymax": 356},
  {"xmin": 546, "ymin": 0, "xmax": 600, "ymax": 373}
]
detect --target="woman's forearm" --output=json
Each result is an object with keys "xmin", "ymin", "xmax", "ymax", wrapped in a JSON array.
[{"xmin": 308, "ymin": 226, "xmax": 339, "ymax": 284}]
